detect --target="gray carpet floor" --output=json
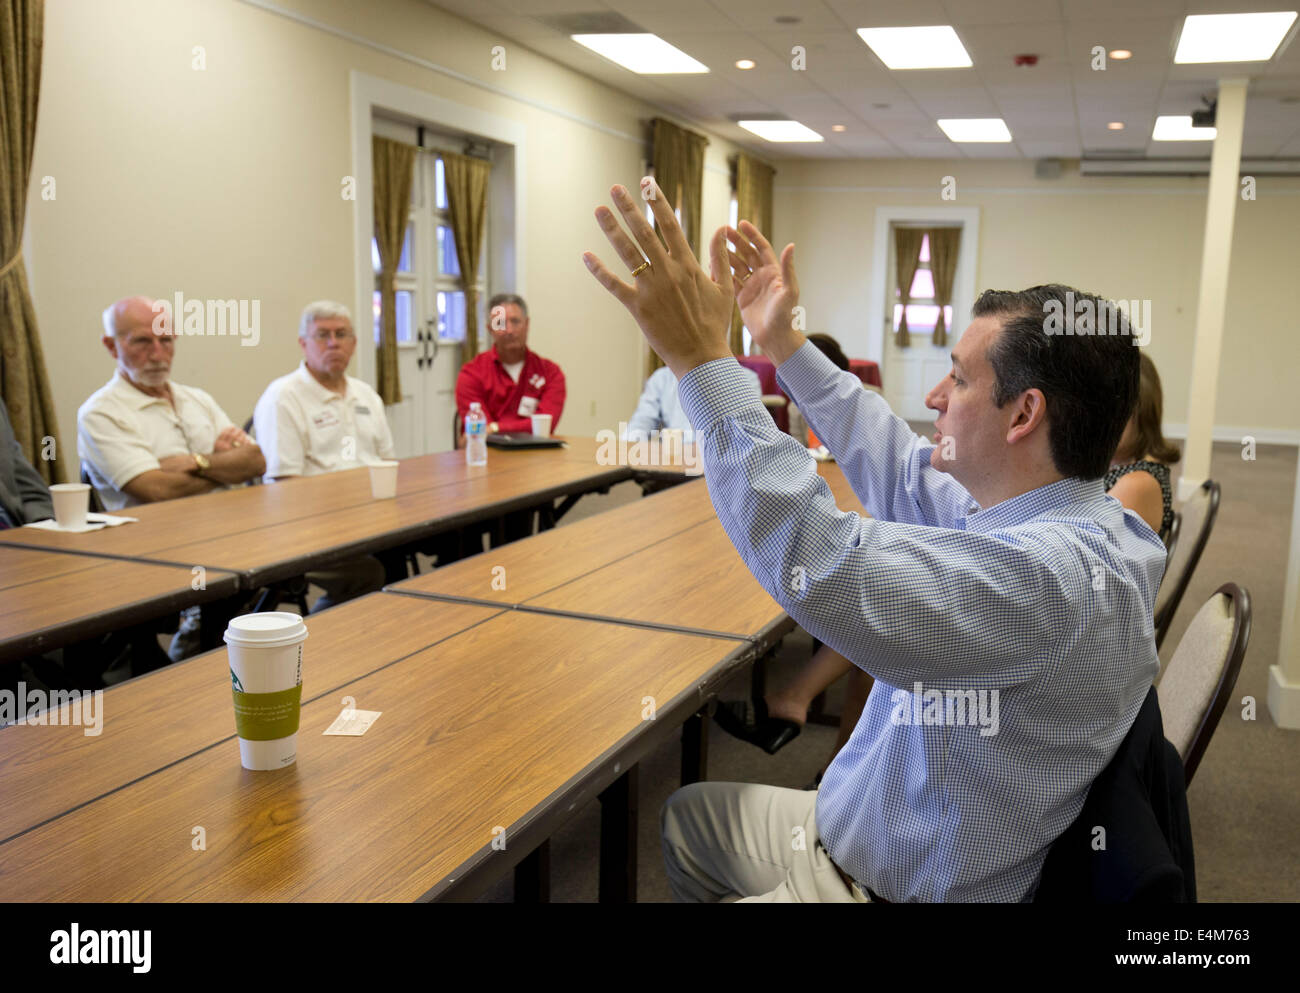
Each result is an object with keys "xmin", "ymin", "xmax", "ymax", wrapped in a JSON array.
[{"xmin": 466, "ymin": 433, "xmax": 1299, "ymax": 902}]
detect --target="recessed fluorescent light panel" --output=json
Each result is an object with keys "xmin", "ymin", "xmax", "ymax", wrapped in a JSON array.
[
  {"xmin": 738, "ymin": 120, "xmax": 824, "ymax": 142},
  {"xmin": 571, "ymin": 34, "xmax": 709, "ymax": 73},
  {"xmin": 1173, "ymin": 12, "xmax": 1297, "ymax": 63},
  {"xmin": 937, "ymin": 118, "xmax": 1012, "ymax": 142},
  {"xmin": 857, "ymin": 26, "xmax": 973, "ymax": 69},
  {"xmin": 1152, "ymin": 116, "xmax": 1217, "ymax": 140}
]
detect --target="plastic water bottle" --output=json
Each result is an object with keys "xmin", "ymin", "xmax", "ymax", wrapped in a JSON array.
[{"xmin": 465, "ymin": 402, "xmax": 487, "ymax": 466}]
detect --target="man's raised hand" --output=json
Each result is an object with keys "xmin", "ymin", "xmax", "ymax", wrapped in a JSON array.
[
  {"xmin": 726, "ymin": 221, "xmax": 806, "ymax": 365},
  {"xmin": 582, "ymin": 178, "xmax": 734, "ymax": 379}
]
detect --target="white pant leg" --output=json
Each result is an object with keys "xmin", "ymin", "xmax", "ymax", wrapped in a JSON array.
[{"xmin": 660, "ymin": 781, "xmax": 868, "ymax": 903}]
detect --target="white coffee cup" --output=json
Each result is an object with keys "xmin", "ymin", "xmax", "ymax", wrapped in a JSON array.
[
  {"xmin": 369, "ymin": 460, "xmax": 399, "ymax": 500},
  {"xmin": 531, "ymin": 413, "xmax": 553, "ymax": 437},
  {"xmin": 224, "ymin": 612, "xmax": 308, "ymax": 771},
  {"xmin": 49, "ymin": 483, "xmax": 91, "ymax": 530}
]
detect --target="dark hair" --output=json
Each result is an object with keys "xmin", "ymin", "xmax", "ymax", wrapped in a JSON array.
[
  {"xmin": 973, "ymin": 285, "xmax": 1139, "ymax": 480},
  {"xmin": 1128, "ymin": 351, "xmax": 1181, "ymax": 464},
  {"xmin": 806, "ymin": 333, "xmax": 850, "ymax": 371},
  {"xmin": 488, "ymin": 293, "xmax": 528, "ymax": 317}
]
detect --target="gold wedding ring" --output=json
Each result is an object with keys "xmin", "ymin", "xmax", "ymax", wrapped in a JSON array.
[
  {"xmin": 740, "ymin": 270, "xmax": 753, "ymax": 283},
  {"xmin": 631, "ymin": 260, "xmax": 651, "ymax": 277}
]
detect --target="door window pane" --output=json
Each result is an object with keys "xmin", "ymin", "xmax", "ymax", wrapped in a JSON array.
[
  {"xmin": 892, "ymin": 303, "xmax": 952, "ymax": 331},
  {"xmin": 435, "ymin": 157, "xmax": 447, "ymax": 209},
  {"xmin": 371, "ymin": 224, "xmax": 413, "ymax": 273},
  {"xmin": 909, "ymin": 268, "xmax": 935, "ymax": 299},
  {"xmin": 437, "ymin": 291, "xmax": 467, "ymax": 342},
  {"xmin": 373, "ymin": 290, "xmax": 414, "ymax": 344},
  {"xmin": 437, "ymin": 226, "xmax": 461, "ymax": 276}
]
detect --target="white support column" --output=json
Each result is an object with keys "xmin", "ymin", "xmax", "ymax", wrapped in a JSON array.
[
  {"xmin": 1179, "ymin": 77, "xmax": 1249, "ymax": 502},
  {"xmin": 1269, "ymin": 452, "xmax": 1300, "ymax": 729}
]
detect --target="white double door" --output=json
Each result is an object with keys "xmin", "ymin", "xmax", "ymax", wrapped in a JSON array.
[{"xmin": 388, "ymin": 320, "xmax": 459, "ymax": 457}]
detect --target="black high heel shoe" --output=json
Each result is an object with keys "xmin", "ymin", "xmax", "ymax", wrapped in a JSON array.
[{"xmin": 712, "ymin": 696, "xmax": 802, "ymax": 755}]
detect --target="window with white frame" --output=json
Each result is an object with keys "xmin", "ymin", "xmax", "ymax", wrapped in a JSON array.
[{"xmin": 372, "ymin": 147, "xmax": 488, "ymax": 348}]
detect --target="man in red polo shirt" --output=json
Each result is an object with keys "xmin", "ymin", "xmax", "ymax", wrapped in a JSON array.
[{"xmin": 455, "ymin": 293, "xmax": 566, "ymax": 437}]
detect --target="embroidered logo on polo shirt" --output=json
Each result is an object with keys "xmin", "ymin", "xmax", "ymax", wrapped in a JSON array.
[
  {"xmin": 311, "ymin": 410, "xmax": 341, "ymax": 429},
  {"xmin": 528, "ymin": 374, "xmax": 545, "ymax": 389}
]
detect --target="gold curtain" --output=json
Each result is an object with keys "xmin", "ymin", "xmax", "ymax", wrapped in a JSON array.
[
  {"xmin": 372, "ymin": 136, "xmax": 416, "ymax": 405},
  {"xmin": 893, "ymin": 227, "xmax": 925, "ymax": 348},
  {"xmin": 729, "ymin": 154, "xmax": 775, "ymax": 356},
  {"xmin": 648, "ymin": 118, "xmax": 708, "ymax": 375},
  {"xmin": 927, "ymin": 227, "xmax": 961, "ymax": 348},
  {"xmin": 442, "ymin": 150, "xmax": 491, "ymax": 369},
  {"xmin": 0, "ymin": 0, "xmax": 63, "ymax": 484}
]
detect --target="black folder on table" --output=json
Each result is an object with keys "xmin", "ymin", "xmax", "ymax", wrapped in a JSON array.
[{"xmin": 485, "ymin": 432, "xmax": 565, "ymax": 449}]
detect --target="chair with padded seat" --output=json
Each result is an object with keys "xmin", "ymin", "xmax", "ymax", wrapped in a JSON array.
[
  {"xmin": 1153, "ymin": 480, "xmax": 1220, "ymax": 649},
  {"xmin": 1155, "ymin": 582, "xmax": 1251, "ymax": 787}
]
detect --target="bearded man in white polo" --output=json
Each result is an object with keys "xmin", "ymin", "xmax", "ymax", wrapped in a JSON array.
[
  {"xmin": 79, "ymin": 295, "xmax": 267, "ymax": 664},
  {"xmin": 252, "ymin": 301, "xmax": 395, "ymax": 610}
]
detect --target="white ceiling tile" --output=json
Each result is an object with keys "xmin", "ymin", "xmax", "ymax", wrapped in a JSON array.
[
  {"xmin": 822, "ymin": 0, "xmax": 950, "ymax": 28},
  {"xmin": 940, "ymin": 0, "xmax": 1069, "ymax": 27},
  {"xmin": 957, "ymin": 22, "xmax": 1069, "ymax": 64},
  {"xmin": 959, "ymin": 143, "xmax": 1024, "ymax": 158},
  {"xmin": 1017, "ymin": 140, "xmax": 1084, "ymax": 157},
  {"xmin": 1059, "ymin": 0, "xmax": 1185, "ymax": 20},
  {"xmin": 1063, "ymin": 18, "xmax": 1182, "ymax": 64},
  {"xmin": 601, "ymin": 0, "xmax": 744, "ymax": 34},
  {"xmin": 709, "ymin": 0, "xmax": 847, "ymax": 32}
]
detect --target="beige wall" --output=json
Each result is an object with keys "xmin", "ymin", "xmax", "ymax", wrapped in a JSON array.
[
  {"xmin": 771, "ymin": 159, "xmax": 1300, "ymax": 437},
  {"xmin": 27, "ymin": 0, "xmax": 746, "ymax": 449}
]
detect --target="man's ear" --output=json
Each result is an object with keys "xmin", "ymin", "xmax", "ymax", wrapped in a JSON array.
[
  {"xmin": 1006, "ymin": 388, "xmax": 1047, "ymax": 446},
  {"xmin": 102, "ymin": 335, "xmax": 118, "ymax": 360}
]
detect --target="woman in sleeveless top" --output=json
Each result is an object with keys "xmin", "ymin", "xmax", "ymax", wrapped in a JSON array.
[{"xmin": 1106, "ymin": 351, "xmax": 1179, "ymax": 540}]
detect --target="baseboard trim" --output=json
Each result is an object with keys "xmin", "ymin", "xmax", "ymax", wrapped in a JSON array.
[
  {"xmin": 1162, "ymin": 423, "xmax": 1300, "ymax": 447},
  {"xmin": 1267, "ymin": 665, "xmax": 1300, "ymax": 730}
]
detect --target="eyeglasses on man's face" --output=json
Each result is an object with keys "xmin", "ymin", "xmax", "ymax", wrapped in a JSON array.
[{"xmin": 309, "ymin": 325, "xmax": 355, "ymax": 343}]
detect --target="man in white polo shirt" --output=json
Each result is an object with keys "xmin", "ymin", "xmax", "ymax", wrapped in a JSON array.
[
  {"xmin": 253, "ymin": 301, "xmax": 393, "ymax": 609},
  {"xmin": 79, "ymin": 295, "xmax": 268, "ymax": 666},
  {"xmin": 79, "ymin": 296, "xmax": 266, "ymax": 511}
]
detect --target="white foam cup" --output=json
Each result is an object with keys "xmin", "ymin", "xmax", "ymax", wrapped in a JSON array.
[
  {"xmin": 224, "ymin": 612, "xmax": 308, "ymax": 770},
  {"xmin": 369, "ymin": 460, "xmax": 399, "ymax": 499},
  {"xmin": 530, "ymin": 413, "xmax": 553, "ymax": 437},
  {"xmin": 50, "ymin": 483, "xmax": 91, "ymax": 529}
]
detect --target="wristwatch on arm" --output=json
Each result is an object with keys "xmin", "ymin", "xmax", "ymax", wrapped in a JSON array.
[{"xmin": 192, "ymin": 453, "xmax": 211, "ymax": 476}]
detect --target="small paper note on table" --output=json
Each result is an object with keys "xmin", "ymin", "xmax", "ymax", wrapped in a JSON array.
[{"xmin": 323, "ymin": 708, "xmax": 382, "ymax": 736}]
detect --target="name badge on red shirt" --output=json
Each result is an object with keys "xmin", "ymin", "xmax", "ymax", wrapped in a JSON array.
[{"xmin": 517, "ymin": 395, "xmax": 539, "ymax": 417}]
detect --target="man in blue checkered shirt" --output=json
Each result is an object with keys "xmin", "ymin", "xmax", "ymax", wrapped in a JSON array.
[{"xmin": 584, "ymin": 179, "xmax": 1166, "ymax": 902}]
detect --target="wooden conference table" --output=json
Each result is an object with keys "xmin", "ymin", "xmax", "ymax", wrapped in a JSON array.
[
  {"xmin": 0, "ymin": 441, "xmax": 866, "ymax": 900},
  {"xmin": 0, "ymin": 438, "xmax": 625, "ymax": 662},
  {"xmin": 0, "ymin": 593, "xmax": 756, "ymax": 901},
  {"xmin": 0, "ymin": 545, "xmax": 239, "ymax": 663}
]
